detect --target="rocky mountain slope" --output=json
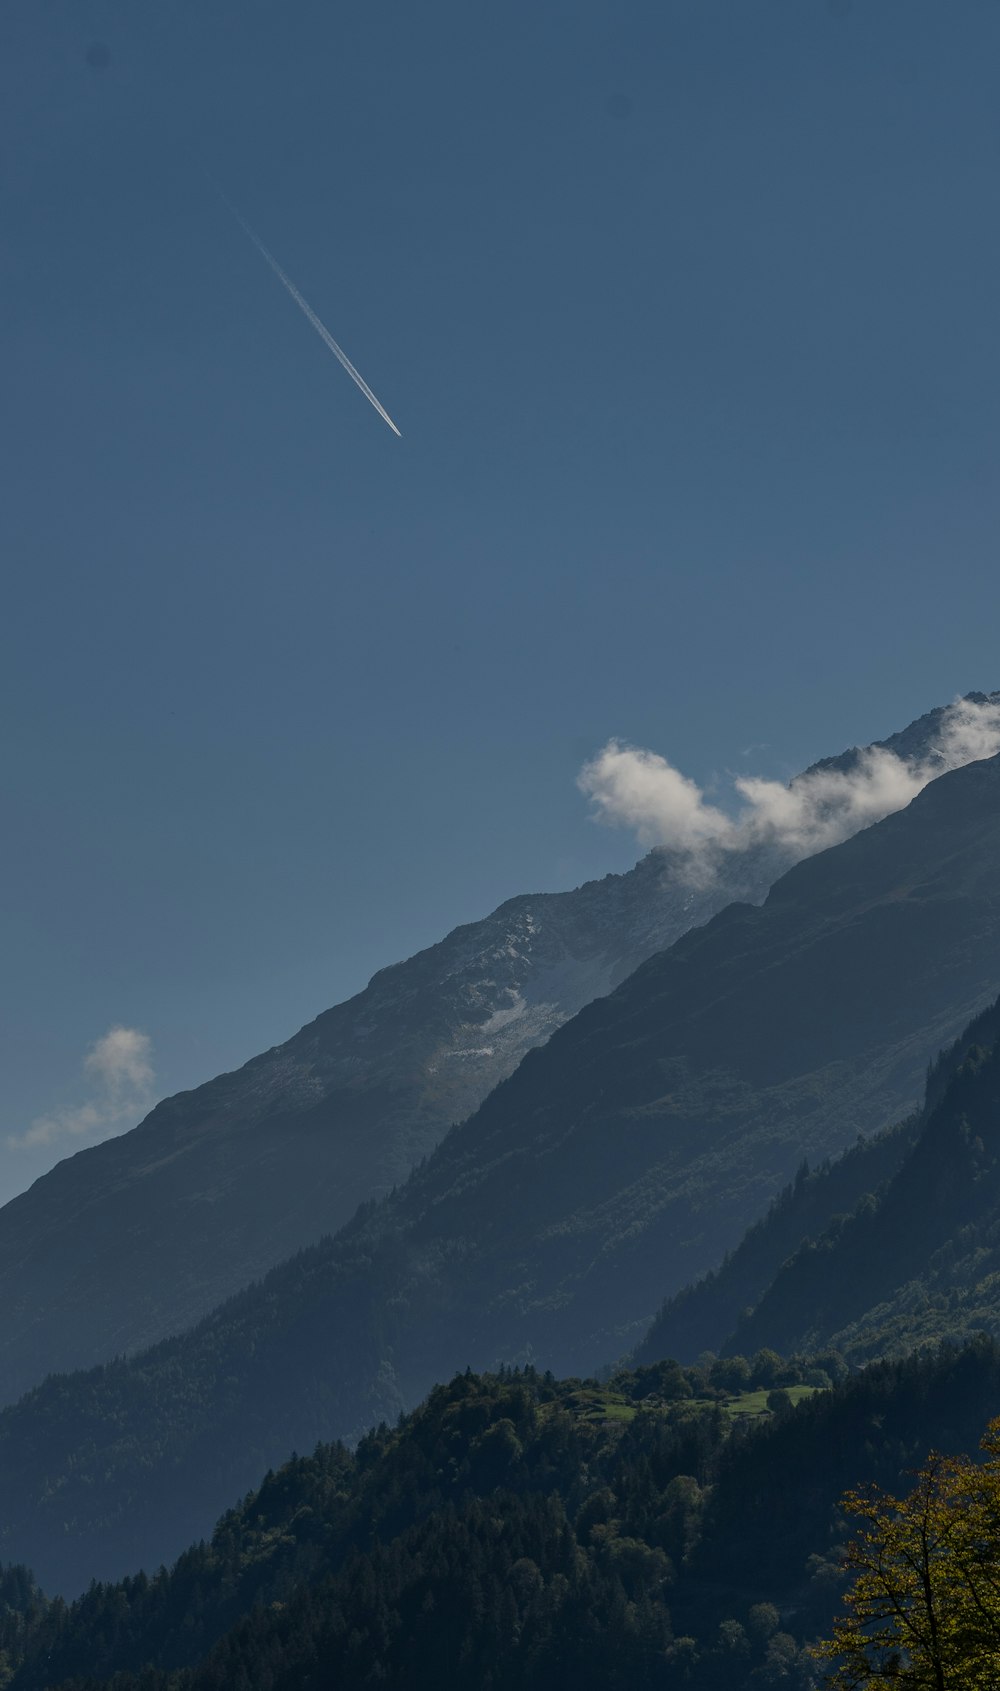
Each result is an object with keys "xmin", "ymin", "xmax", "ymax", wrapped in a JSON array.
[
  {"xmin": 2, "ymin": 747, "xmax": 1000, "ymax": 1592},
  {"xmin": 0, "ymin": 843, "xmax": 763, "ymax": 1410},
  {"xmin": 3, "ymin": 702, "xmax": 992, "ymax": 1407}
]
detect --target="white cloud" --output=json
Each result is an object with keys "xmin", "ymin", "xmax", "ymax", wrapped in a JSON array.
[
  {"xmin": 83, "ymin": 1024, "xmax": 154, "ymax": 1099},
  {"xmin": 578, "ymin": 742, "xmax": 735, "ymax": 856},
  {"xmin": 578, "ymin": 694, "xmax": 1000, "ymax": 883},
  {"xmin": 10, "ymin": 1026, "xmax": 155, "ymax": 1151}
]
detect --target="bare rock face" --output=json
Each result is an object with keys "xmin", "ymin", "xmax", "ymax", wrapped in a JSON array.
[{"xmin": 0, "ymin": 696, "xmax": 993, "ymax": 1404}]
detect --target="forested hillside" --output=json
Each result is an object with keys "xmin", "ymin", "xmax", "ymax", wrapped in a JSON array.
[
  {"xmin": 1, "ymin": 751, "xmax": 1000, "ymax": 1596},
  {"xmin": 4, "ymin": 1344, "xmax": 1000, "ymax": 1691},
  {"xmin": 726, "ymin": 997, "xmax": 1000, "ymax": 1362},
  {"xmin": 635, "ymin": 1119, "xmax": 917, "ymax": 1366},
  {"xmin": 640, "ymin": 995, "xmax": 1000, "ymax": 1363}
]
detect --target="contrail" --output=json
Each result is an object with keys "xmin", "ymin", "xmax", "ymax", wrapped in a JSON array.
[{"xmin": 219, "ymin": 189, "xmax": 401, "ymax": 437}]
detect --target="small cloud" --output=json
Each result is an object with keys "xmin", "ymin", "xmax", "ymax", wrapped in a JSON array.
[
  {"xmin": 84, "ymin": 1024, "xmax": 154, "ymax": 1097},
  {"xmin": 9, "ymin": 1026, "xmax": 155, "ymax": 1151}
]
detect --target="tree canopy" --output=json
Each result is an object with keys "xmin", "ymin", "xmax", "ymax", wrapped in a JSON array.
[{"xmin": 815, "ymin": 1419, "xmax": 1000, "ymax": 1688}]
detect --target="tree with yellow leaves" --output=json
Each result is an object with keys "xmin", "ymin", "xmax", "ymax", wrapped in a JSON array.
[{"xmin": 814, "ymin": 1419, "xmax": 1000, "ymax": 1688}]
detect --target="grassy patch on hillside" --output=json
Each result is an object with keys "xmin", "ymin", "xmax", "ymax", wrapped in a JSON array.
[
  {"xmin": 723, "ymin": 1384, "xmax": 821, "ymax": 1419},
  {"xmin": 540, "ymin": 1378, "xmax": 828, "ymax": 1430},
  {"xmin": 557, "ymin": 1388, "xmax": 638, "ymax": 1424}
]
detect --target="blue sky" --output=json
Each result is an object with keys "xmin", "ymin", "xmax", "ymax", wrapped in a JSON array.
[{"xmin": 2, "ymin": 0, "xmax": 999, "ymax": 1200}]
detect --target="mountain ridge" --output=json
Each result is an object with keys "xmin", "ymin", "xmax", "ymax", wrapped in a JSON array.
[
  {"xmin": 2, "ymin": 747, "xmax": 1000, "ymax": 1592},
  {"xmin": 2, "ymin": 696, "xmax": 992, "ymax": 1406}
]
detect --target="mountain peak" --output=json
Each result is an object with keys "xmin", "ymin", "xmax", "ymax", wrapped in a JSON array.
[{"xmin": 0, "ymin": 697, "xmax": 995, "ymax": 1411}]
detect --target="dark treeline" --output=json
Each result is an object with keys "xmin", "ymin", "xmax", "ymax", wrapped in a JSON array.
[{"xmin": 5, "ymin": 1340, "xmax": 1000, "ymax": 1691}]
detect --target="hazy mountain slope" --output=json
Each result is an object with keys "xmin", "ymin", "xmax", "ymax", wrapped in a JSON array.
[
  {"xmin": 0, "ymin": 848, "xmax": 759, "ymax": 1409},
  {"xmin": 637, "ymin": 996, "xmax": 1000, "ymax": 1364},
  {"xmin": 1, "ymin": 698, "xmax": 989, "ymax": 1406},
  {"xmin": 727, "ymin": 997, "xmax": 1000, "ymax": 1362},
  {"xmin": 2, "ymin": 751, "xmax": 1000, "ymax": 1594},
  {"xmin": 632, "ymin": 1117, "xmax": 919, "ymax": 1366}
]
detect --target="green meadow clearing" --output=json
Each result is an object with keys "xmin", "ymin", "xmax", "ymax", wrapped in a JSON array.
[{"xmin": 550, "ymin": 1382, "xmax": 824, "ymax": 1427}]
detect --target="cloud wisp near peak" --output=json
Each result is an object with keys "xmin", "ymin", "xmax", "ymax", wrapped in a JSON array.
[
  {"xmin": 578, "ymin": 693, "xmax": 1000, "ymax": 886},
  {"xmin": 9, "ymin": 1025, "xmax": 155, "ymax": 1151}
]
